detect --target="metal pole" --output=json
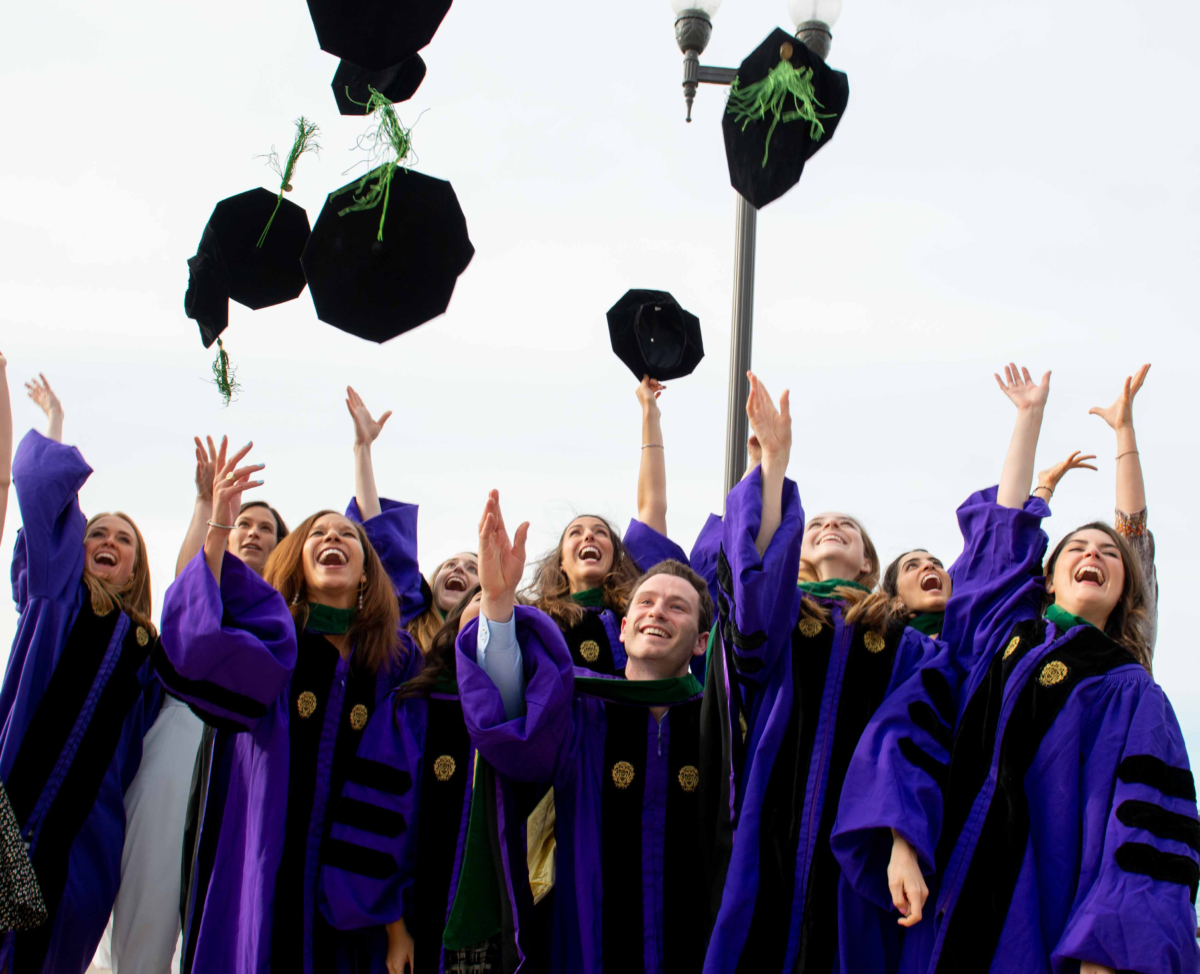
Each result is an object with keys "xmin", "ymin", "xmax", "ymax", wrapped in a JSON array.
[{"xmin": 723, "ymin": 192, "xmax": 757, "ymax": 505}]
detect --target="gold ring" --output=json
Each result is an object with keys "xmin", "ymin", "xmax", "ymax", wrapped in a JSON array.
[{"xmin": 225, "ymin": 472, "xmax": 236, "ymax": 481}]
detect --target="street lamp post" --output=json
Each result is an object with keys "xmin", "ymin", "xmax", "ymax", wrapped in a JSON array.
[{"xmin": 671, "ymin": 0, "xmax": 841, "ymax": 503}]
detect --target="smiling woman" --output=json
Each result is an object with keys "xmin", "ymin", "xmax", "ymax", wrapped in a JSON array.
[{"xmin": 407, "ymin": 551, "xmax": 480, "ymax": 654}]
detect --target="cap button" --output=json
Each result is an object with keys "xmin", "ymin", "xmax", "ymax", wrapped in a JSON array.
[{"xmin": 780, "ymin": 41, "xmax": 794, "ymax": 61}]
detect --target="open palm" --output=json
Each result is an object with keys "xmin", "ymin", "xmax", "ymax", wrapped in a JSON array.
[
  {"xmin": 994, "ymin": 363, "xmax": 1050, "ymax": 411},
  {"xmin": 478, "ymin": 490, "xmax": 529, "ymax": 601},
  {"xmin": 1089, "ymin": 364, "xmax": 1149, "ymax": 432},
  {"xmin": 346, "ymin": 386, "xmax": 392, "ymax": 446},
  {"xmin": 745, "ymin": 371, "xmax": 791, "ymax": 459}
]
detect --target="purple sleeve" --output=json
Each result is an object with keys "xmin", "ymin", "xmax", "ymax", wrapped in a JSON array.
[
  {"xmin": 941, "ymin": 487, "xmax": 1050, "ymax": 683},
  {"xmin": 831, "ymin": 630, "xmax": 957, "ymax": 910},
  {"xmin": 155, "ymin": 550, "xmax": 298, "ymax": 729},
  {"xmin": 717, "ymin": 466, "xmax": 803, "ymax": 686},
  {"xmin": 623, "ymin": 519, "xmax": 689, "ymax": 572},
  {"xmin": 319, "ymin": 692, "xmax": 425, "ymax": 929},
  {"xmin": 345, "ymin": 497, "xmax": 425, "ymax": 627},
  {"xmin": 10, "ymin": 430, "xmax": 91, "ymax": 604},
  {"xmin": 1053, "ymin": 681, "xmax": 1200, "ymax": 974},
  {"xmin": 689, "ymin": 513, "xmax": 723, "ymax": 612},
  {"xmin": 456, "ymin": 606, "xmax": 575, "ymax": 783}
]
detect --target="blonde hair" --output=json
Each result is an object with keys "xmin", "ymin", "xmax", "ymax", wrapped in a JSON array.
[
  {"xmin": 83, "ymin": 512, "xmax": 155, "ymax": 638},
  {"xmin": 797, "ymin": 516, "xmax": 888, "ymax": 635},
  {"xmin": 263, "ymin": 510, "xmax": 405, "ymax": 676}
]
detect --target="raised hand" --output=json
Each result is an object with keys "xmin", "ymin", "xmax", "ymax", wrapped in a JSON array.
[
  {"xmin": 194, "ymin": 436, "xmax": 220, "ymax": 501},
  {"xmin": 210, "ymin": 439, "xmax": 265, "ymax": 529},
  {"xmin": 745, "ymin": 371, "xmax": 791, "ymax": 462},
  {"xmin": 25, "ymin": 373, "xmax": 63, "ymax": 442},
  {"xmin": 1089, "ymin": 363, "xmax": 1149, "ymax": 432},
  {"xmin": 994, "ymin": 363, "xmax": 1051, "ymax": 412},
  {"xmin": 477, "ymin": 489, "xmax": 529, "ymax": 621},
  {"xmin": 636, "ymin": 375, "xmax": 666, "ymax": 414},
  {"xmin": 346, "ymin": 386, "xmax": 392, "ymax": 448},
  {"xmin": 1037, "ymin": 450, "xmax": 1097, "ymax": 496}
]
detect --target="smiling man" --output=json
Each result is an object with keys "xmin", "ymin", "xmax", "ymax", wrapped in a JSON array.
[{"xmin": 454, "ymin": 490, "xmax": 712, "ymax": 973}]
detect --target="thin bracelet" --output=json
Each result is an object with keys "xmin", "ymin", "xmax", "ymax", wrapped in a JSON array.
[
  {"xmin": 642, "ymin": 443, "xmax": 664, "ymax": 450},
  {"xmin": 207, "ymin": 519, "xmax": 236, "ymax": 530},
  {"xmin": 1116, "ymin": 449, "xmax": 1139, "ymax": 461},
  {"xmin": 1033, "ymin": 485, "xmax": 1053, "ymax": 497}
]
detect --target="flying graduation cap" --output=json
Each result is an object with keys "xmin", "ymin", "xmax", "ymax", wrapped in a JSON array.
[
  {"xmin": 307, "ymin": 0, "xmax": 452, "ymax": 71},
  {"xmin": 331, "ymin": 55, "xmax": 426, "ymax": 116},
  {"xmin": 722, "ymin": 28, "xmax": 849, "ymax": 209},
  {"xmin": 184, "ymin": 118, "xmax": 320, "ymax": 403},
  {"xmin": 607, "ymin": 289, "xmax": 704, "ymax": 381},
  {"xmin": 300, "ymin": 89, "xmax": 474, "ymax": 343}
]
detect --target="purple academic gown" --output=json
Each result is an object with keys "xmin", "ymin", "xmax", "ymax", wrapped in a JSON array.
[
  {"xmin": 319, "ymin": 680, "xmax": 475, "ymax": 974},
  {"xmin": 157, "ymin": 499, "xmax": 423, "ymax": 974},
  {"xmin": 703, "ymin": 467, "xmax": 936, "ymax": 974},
  {"xmin": 0, "ymin": 431, "xmax": 161, "ymax": 974},
  {"xmin": 457, "ymin": 606, "xmax": 708, "ymax": 974},
  {"xmin": 905, "ymin": 488, "xmax": 1199, "ymax": 973}
]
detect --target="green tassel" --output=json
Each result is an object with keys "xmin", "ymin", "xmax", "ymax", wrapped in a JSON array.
[
  {"xmin": 257, "ymin": 117, "xmax": 321, "ymax": 248},
  {"xmin": 726, "ymin": 57, "xmax": 837, "ymax": 167},
  {"xmin": 211, "ymin": 337, "xmax": 238, "ymax": 406},
  {"xmin": 337, "ymin": 87, "xmax": 413, "ymax": 242}
]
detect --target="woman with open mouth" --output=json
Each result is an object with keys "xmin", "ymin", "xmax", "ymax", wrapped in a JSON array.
[
  {"xmin": 407, "ymin": 551, "xmax": 480, "ymax": 653},
  {"xmin": 0, "ymin": 374, "xmax": 160, "ymax": 974},
  {"xmin": 155, "ymin": 387, "xmax": 428, "ymax": 974},
  {"xmin": 843, "ymin": 363, "xmax": 1195, "ymax": 974},
  {"xmin": 526, "ymin": 376, "xmax": 690, "ymax": 676}
]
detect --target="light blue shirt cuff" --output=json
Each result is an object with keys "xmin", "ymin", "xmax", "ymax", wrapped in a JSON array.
[{"xmin": 477, "ymin": 612, "xmax": 526, "ymax": 720}]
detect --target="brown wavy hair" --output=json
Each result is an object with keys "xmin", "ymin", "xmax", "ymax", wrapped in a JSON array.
[
  {"xmin": 1043, "ymin": 522, "xmax": 1152, "ymax": 671},
  {"xmin": 526, "ymin": 515, "xmax": 641, "ymax": 629},
  {"xmin": 83, "ymin": 512, "xmax": 156, "ymax": 638},
  {"xmin": 263, "ymin": 510, "xmax": 404, "ymax": 676},
  {"xmin": 797, "ymin": 516, "xmax": 888, "ymax": 636},
  {"xmin": 397, "ymin": 584, "xmax": 481, "ymax": 700}
]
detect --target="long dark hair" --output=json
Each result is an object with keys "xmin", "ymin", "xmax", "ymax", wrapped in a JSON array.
[
  {"xmin": 397, "ymin": 584, "xmax": 481, "ymax": 700},
  {"xmin": 527, "ymin": 515, "xmax": 641, "ymax": 629},
  {"xmin": 1044, "ymin": 521, "xmax": 1151, "ymax": 671},
  {"xmin": 880, "ymin": 548, "xmax": 939, "ymax": 634}
]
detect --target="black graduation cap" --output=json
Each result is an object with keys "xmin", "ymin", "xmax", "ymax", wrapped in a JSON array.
[
  {"xmin": 184, "ymin": 224, "xmax": 230, "ymax": 347},
  {"xmin": 722, "ymin": 28, "xmax": 849, "ymax": 209},
  {"xmin": 607, "ymin": 289, "xmax": 704, "ymax": 381},
  {"xmin": 332, "ymin": 55, "xmax": 426, "ymax": 116},
  {"xmin": 300, "ymin": 168, "xmax": 474, "ymax": 342},
  {"xmin": 307, "ymin": 0, "xmax": 452, "ymax": 71}
]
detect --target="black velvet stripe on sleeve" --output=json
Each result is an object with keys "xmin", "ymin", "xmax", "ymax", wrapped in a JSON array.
[
  {"xmin": 5, "ymin": 598, "xmax": 119, "ymax": 828},
  {"xmin": 796, "ymin": 623, "xmax": 900, "ymax": 974},
  {"xmin": 1116, "ymin": 800, "xmax": 1200, "ymax": 853},
  {"xmin": 921, "ymin": 669, "xmax": 956, "ymax": 725},
  {"xmin": 346, "ymin": 758, "xmax": 413, "ymax": 796},
  {"xmin": 16, "ymin": 614, "xmax": 153, "ymax": 970},
  {"xmin": 334, "ymin": 797, "xmax": 408, "ymax": 837},
  {"xmin": 185, "ymin": 702, "xmax": 256, "ymax": 734},
  {"xmin": 908, "ymin": 702, "xmax": 952, "ymax": 752},
  {"xmin": 936, "ymin": 620, "xmax": 1041, "ymax": 873},
  {"xmin": 734, "ymin": 613, "xmax": 832, "ymax": 974},
  {"xmin": 716, "ymin": 545, "xmax": 768, "ymax": 669},
  {"xmin": 151, "ymin": 643, "xmax": 269, "ymax": 722},
  {"xmin": 899, "ymin": 738, "xmax": 948, "ymax": 788},
  {"xmin": 1118, "ymin": 755, "xmax": 1198, "ymax": 801},
  {"xmin": 601, "ymin": 704, "xmax": 649, "ymax": 974},
  {"xmin": 934, "ymin": 627, "xmax": 1139, "ymax": 973},
  {"xmin": 1115, "ymin": 842, "xmax": 1200, "ymax": 903},
  {"xmin": 323, "ymin": 838, "xmax": 400, "ymax": 879},
  {"xmin": 663, "ymin": 699, "xmax": 706, "ymax": 974}
]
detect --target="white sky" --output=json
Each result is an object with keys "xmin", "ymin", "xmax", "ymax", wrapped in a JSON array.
[{"xmin": 1, "ymin": 0, "xmax": 1198, "ymax": 754}]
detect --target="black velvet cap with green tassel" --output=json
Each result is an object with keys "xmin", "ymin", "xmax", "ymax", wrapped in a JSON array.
[{"xmin": 722, "ymin": 28, "xmax": 849, "ymax": 209}]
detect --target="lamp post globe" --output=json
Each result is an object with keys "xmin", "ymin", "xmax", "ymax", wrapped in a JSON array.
[
  {"xmin": 788, "ymin": 0, "xmax": 842, "ymax": 58},
  {"xmin": 672, "ymin": 0, "xmax": 723, "ymax": 120}
]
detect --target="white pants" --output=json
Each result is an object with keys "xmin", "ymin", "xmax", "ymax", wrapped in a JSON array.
[{"xmin": 90, "ymin": 696, "xmax": 202, "ymax": 974}]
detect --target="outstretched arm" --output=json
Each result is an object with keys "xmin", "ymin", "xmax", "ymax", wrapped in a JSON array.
[
  {"xmin": 745, "ymin": 371, "xmax": 791, "ymax": 556},
  {"xmin": 347, "ymin": 386, "xmax": 392, "ymax": 522},
  {"xmin": 25, "ymin": 373, "xmax": 63, "ymax": 443},
  {"xmin": 636, "ymin": 376, "xmax": 668, "ymax": 535},
  {"xmin": 177, "ymin": 435, "xmax": 220, "ymax": 577},
  {"xmin": 1090, "ymin": 364, "xmax": 1149, "ymax": 517},
  {"xmin": 477, "ymin": 490, "xmax": 530, "ymax": 719},
  {"xmin": 203, "ymin": 439, "xmax": 265, "ymax": 585},
  {"xmin": 0, "ymin": 352, "xmax": 10, "ymax": 547},
  {"xmin": 994, "ymin": 363, "xmax": 1051, "ymax": 509}
]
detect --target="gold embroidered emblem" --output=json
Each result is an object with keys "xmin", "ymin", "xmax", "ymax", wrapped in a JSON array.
[
  {"xmin": 798, "ymin": 617, "xmax": 822, "ymax": 638},
  {"xmin": 579, "ymin": 639, "xmax": 601, "ymax": 663},
  {"xmin": 1003, "ymin": 636, "xmax": 1020, "ymax": 660},
  {"xmin": 297, "ymin": 691, "xmax": 317, "ymax": 718},
  {"xmin": 678, "ymin": 766, "xmax": 700, "ymax": 793},
  {"xmin": 1039, "ymin": 661, "xmax": 1068, "ymax": 687},
  {"xmin": 611, "ymin": 761, "xmax": 635, "ymax": 789},
  {"xmin": 136, "ymin": 626, "xmax": 150, "ymax": 647},
  {"xmin": 864, "ymin": 631, "xmax": 886, "ymax": 654},
  {"xmin": 434, "ymin": 755, "xmax": 457, "ymax": 781},
  {"xmin": 349, "ymin": 704, "xmax": 369, "ymax": 731}
]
